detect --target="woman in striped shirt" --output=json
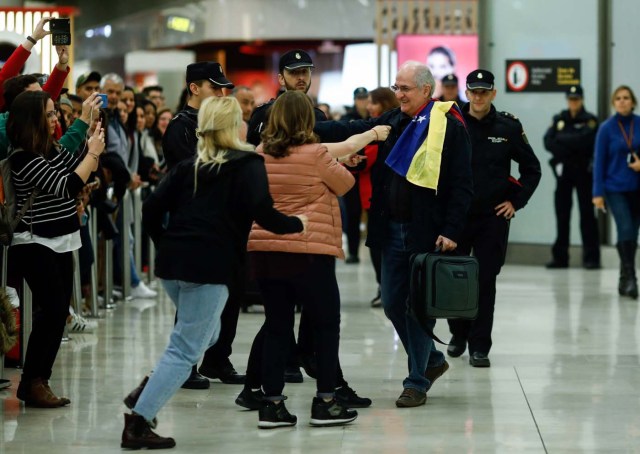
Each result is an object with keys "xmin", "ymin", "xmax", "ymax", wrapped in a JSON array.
[{"xmin": 7, "ymin": 90, "xmax": 105, "ymax": 408}]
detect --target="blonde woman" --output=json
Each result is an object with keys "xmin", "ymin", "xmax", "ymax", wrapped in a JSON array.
[{"xmin": 120, "ymin": 96, "xmax": 306, "ymax": 450}]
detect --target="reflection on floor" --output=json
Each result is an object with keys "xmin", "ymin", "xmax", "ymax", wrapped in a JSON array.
[{"xmin": 1, "ymin": 255, "xmax": 639, "ymax": 453}]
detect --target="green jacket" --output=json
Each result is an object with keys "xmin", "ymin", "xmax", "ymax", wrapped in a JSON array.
[{"xmin": 0, "ymin": 112, "xmax": 90, "ymax": 159}]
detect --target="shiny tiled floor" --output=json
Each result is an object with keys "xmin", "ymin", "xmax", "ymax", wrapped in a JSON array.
[{"xmin": 1, "ymin": 251, "xmax": 640, "ymax": 453}]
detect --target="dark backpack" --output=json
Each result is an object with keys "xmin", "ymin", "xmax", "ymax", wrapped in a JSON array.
[{"xmin": 0, "ymin": 148, "xmax": 39, "ymax": 246}]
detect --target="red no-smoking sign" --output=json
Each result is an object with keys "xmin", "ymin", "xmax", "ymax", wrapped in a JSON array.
[{"xmin": 506, "ymin": 61, "xmax": 529, "ymax": 92}]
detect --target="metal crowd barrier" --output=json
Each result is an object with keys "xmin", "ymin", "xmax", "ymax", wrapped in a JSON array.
[
  {"xmin": 133, "ymin": 187, "xmax": 143, "ymax": 274},
  {"xmin": 89, "ymin": 207, "xmax": 99, "ymax": 316},
  {"xmin": 121, "ymin": 190, "xmax": 132, "ymax": 299},
  {"xmin": 1, "ymin": 246, "xmax": 8, "ymax": 383}
]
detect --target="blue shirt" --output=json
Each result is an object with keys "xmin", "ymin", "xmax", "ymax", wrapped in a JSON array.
[{"xmin": 593, "ymin": 112, "xmax": 640, "ymax": 197}]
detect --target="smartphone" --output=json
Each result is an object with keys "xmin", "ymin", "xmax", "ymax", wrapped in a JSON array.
[
  {"xmin": 98, "ymin": 93, "xmax": 108, "ymax": 106},
  {"xmin": 50, "ymin": 18, "xmax": 71, "ymax": 45}
]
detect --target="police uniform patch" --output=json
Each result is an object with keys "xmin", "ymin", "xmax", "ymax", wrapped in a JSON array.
[
  {"xmin": 556, "ymin": 120, "xmax": 565, "ymax": 131},
  {"xmin": 588, "ymin": 119, "xmax": 597, "ymax": 129}
]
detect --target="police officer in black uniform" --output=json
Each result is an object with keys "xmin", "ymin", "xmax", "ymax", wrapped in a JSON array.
[
  {"xmin": 543, "ymin": 85, "xmax": 600, "ymax": 269},
  {"xmin": 447, "ymin": 69, "xmax": 542, "ymax": 367},
  {"xmin": 247, "ymin": 49, "xmax": 326, "ymax": 146},
  {"xmin": 439, "ymin": 73, "xmax": 464, "ymax": 106},
  {"xmin": 163, "ymin": 62, "xmax": 234, "ymax": 169},
  {"xmin": 161, "ymin": 62, "xmax": 246, "ymax": 389}
]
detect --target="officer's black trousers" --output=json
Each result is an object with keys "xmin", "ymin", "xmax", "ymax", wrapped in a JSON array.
[
  {"xmin": 448, "ymin": 214, "xmax": 510, "ymax": 355},
  {"xmin": 339, "ymin": 174, "xmax": 362, "ymax": 258},
  {"xmin": 551, "ymin": 167, "xmax": 600, "ymax": 265}
]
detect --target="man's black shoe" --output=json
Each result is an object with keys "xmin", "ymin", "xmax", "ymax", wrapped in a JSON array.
[
  {"xmin": 583, "ymin": 261, "xmax": 601, "ymax": 270},
  {"xmin": 258, "ymin": 399, "xmax": 297, "ymax": 429},
  {"xmin": 299, "ymin": 354, "xmax": 318, "ymax": 379},
  {"xmin": 181, "ymin": 369, "xmax": 210, "ymax": 389},
  {"xmin": 425, "ymin": 360, "xmax": 449, "ymax": 389},
  {"xmin": 310, "ymin": 397, "xmax": 358, "ymax": 426},
  {"xmin": 335, "ymin": 385, "xmax": 372, "ymax": 408},
  {"xmin": 199, "ymin": 363, "xmax": 246, "ymax": 385},
  {"xmin": 345, "ymin": 255, "xmax": 360, "ymax": 264},
  {"xmin": 284, "ymin": 366, "xmax": 303, "ymax": 383},
  {"xmin": 469, "ymin": 352, "xmax": 491, "ymax": 368},
  {"xmin": 446, "ymin": 337, "xmax": 466, "ymax": 358},
  {"xmin": 235, "ymin": 387, "xmax": 264, "ymax": 410},
  {"xmin": 545, "ymin": 260, "xmax": 568, "ymax": 269}
]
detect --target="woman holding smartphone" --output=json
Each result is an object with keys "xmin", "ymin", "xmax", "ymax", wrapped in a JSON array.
[{"xmin": 7, "ymin": 90, "xmax": 105, "ymax": 407}]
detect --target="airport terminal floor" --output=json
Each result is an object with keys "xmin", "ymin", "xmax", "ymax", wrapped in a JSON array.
[{"xmin": 1, "ymin": 247, "xmax": 639, "ymax": 453}]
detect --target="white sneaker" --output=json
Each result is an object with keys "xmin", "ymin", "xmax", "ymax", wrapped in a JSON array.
[
  {"xmin": 130, "ymin": 281, "xmax": 157, "ymax": 299},
  {"xmin": 67, "ymin": 313, "xmax": 98, "ymax": 333}
]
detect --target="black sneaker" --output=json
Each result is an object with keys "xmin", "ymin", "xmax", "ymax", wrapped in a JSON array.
[
  {"xmin": 334, "ymin": 385, "xmax": 372, "ymax": 408},
  {"xmin": 258, "ymin": 400, "xmax": 297, "ymax": 429},
  {"xmin": 284, "ymin": 366, "xmax": 303, "ymax": 383},
  {"xmin": 469, "ymin": 352, "xmax": 491, "ymax": 368},
  {"xmin": 370, "ymin": 288, "xmax": 382, "ymax": 308},
  {"xmin": 310, "ymin": 397, "xmax": 358, "ymax": 427},
  {"xmin": 235, "ymin": 388, "xmax": 264, "ymax": 410},
  {"xmin": 447, "ymin": 336, "xmax": 466, "ymax": 358}
]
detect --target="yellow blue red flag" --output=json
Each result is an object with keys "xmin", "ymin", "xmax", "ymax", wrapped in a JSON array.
[{"xmin": 385, "ymin": 100, "xmax": 464, "ymax": 190}]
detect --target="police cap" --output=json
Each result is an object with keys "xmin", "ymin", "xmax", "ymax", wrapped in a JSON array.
[
  {"xmin": 76, "ymin": 71, "xmax": 102, "ymax": 89},
  {"xmin": 279, "ymin": 50, "xmax": 314, "ymax": 74},
  {"xmin": 566, "ymin": 85, "xmax": 583, "ymax": 98},
  {"xmin": 466, "ymin": 69, "xmax": 495, "ymax": 90},
  {"xmin": 442, "ymin": 74, "xmax": 458, "ymax": 87},
  {"xmin": 186, "ymin": 62, "xmax": 234, "ymax": 88},
  {"xmin": 353, "ymin": 87, "xmax": 368, "ymax": 99}
]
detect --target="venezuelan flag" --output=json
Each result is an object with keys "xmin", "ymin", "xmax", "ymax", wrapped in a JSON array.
[{"xmin": 385, "ymin": 100, "xmax": 464, "ymax": 190}]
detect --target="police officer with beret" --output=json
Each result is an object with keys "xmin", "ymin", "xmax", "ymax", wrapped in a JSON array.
[
  {"xmin": 439, "ymin": 73, "xmax": 464, "ymax": 106},
  {"xmin": 247, "ymin": 49, "xmax": 327, "ymax": 146},
  {"xmin": 544, "ymin": 85, "xmax": 600, "ymax": 269},
  {"xmin": 163, "ymin": 61, "xmax": 234, "ymax": 170},
  {"xmin": 160, "ymin": 62, "xmax": 245, "ymax": 390},
  {"xmin": 446, "ymin": 69, "xmax": 541, "ymax": 367}
]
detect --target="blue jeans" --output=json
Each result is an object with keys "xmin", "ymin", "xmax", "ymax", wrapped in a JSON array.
[
  {"xmin": 605, "ymin": 191, "xmax": 640, "ymax": 243},
  {"xmin": 133, "ymin": 280, "xmax": 228, "ymax": 422},
  {"xmin": 381, "ymin": 221, "xmax": 445, "ymax": 392}
]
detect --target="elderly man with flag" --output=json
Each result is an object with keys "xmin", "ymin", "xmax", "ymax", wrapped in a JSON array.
[
  {"xmin": 368, "ymin": 61, "xmax": 474, "ymax": 408},
  {"xmin": 314, "ymin": 60, "xmax": 473, "ymax": 408}
]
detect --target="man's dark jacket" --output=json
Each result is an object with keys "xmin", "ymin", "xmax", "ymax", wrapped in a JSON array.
[{"xmin": 315, "ymin": 104, "xmax": 474, "ymax": 253}]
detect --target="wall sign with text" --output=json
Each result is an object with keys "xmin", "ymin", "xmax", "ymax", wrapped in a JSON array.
[{"xmin": 505, "ymin": 59, "xmax": 581, "ymax": 92}]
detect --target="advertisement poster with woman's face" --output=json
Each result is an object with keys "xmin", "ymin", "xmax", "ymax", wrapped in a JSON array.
[{"xmin": 396, "ymin": 35, "xmax": 479, "ymax": 101}]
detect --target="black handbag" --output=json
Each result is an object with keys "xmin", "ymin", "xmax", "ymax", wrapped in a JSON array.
[{"xmin": 409, "ymin": 249, "xmax": 479, "ymax": 343}]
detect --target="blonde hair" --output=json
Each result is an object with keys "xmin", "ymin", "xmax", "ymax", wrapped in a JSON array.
[{"xmin": 194, "ymin": 96, "xmax": 254, "ymax": 191}]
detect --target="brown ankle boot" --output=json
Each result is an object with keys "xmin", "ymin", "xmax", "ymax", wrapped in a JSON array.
[
  {"xmin": 121, "ymin": 413, "xmax": 175, "ymax": 450},
  {"xmin": 17, "ymin": 378, "xmax": 70, "ymax": 408},
  {"xmin": 123, "ymin": 376, "xmax": 157, "ymax": 428},
  {"xmin": 42, "ymin": 380, "xmax": 71, "ymax": 406}
]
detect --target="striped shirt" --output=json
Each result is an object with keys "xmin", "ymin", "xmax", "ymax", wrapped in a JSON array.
[{"xmin": 9, "ymin": 146, "xmax": 85, "ymax": 238}]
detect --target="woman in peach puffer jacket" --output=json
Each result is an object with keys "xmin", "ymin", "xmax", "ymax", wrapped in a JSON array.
[{"xmin": 246, "ymin": 90, "xmax": 389, "ymax": 429}]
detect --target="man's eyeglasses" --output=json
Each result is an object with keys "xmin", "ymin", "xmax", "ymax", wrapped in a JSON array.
[{"xmin": 391, "ymin": 85, "xmax": 418, "ymax": 94}]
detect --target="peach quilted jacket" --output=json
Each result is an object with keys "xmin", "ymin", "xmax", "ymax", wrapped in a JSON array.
[{"xmin": 248, "ymin": 143, "xmax": 355, "ymax": 258}]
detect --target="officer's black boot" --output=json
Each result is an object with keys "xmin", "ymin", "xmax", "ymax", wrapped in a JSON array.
[{"xmin": 617, "ymin": 241, "xmax": 638, "ymax": 299}]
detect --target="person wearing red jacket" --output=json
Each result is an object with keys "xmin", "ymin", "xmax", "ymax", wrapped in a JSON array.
[{"xmin": 0, "ymin": 17, "xmax": 70, "ymax": 112}]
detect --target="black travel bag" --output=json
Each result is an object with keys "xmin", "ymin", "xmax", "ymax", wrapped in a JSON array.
[{"xmin": 409, "ymin": 249, "xmax": 479, "ymax": 343}]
